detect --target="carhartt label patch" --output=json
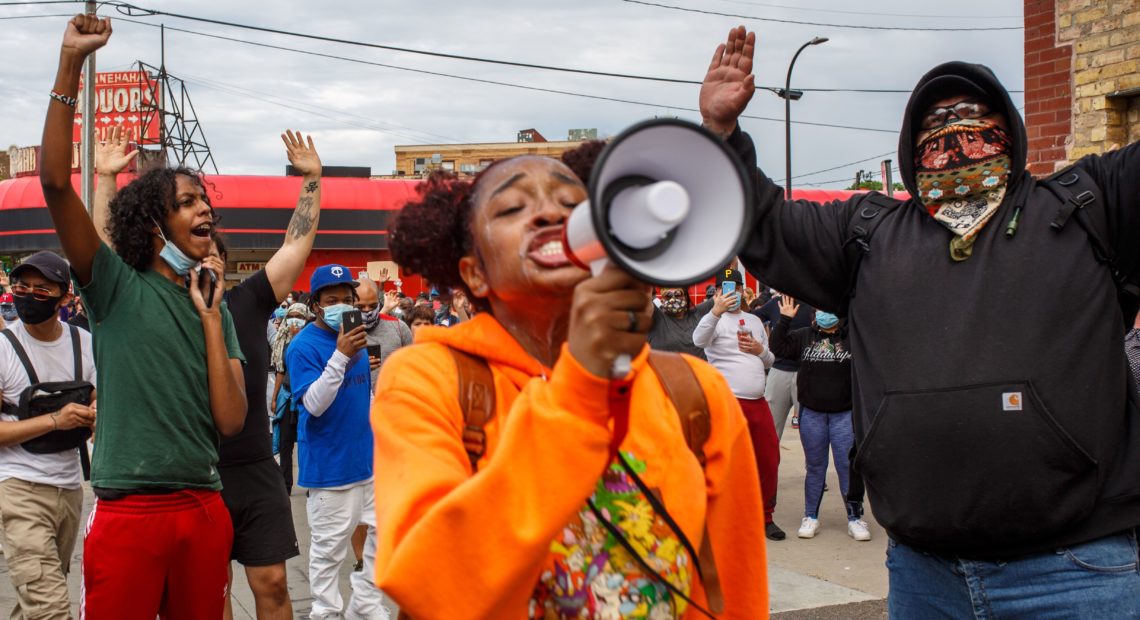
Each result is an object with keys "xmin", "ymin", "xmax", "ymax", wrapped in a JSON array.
[{"xmin": 1003, "ymin": 392, "xmax": 1023, "ymax": 411}]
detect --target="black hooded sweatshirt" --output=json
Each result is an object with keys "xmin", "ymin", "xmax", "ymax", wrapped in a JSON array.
[{"xmin": 730, "ymin": 61, "xmax": 1140, "ymax": 558}]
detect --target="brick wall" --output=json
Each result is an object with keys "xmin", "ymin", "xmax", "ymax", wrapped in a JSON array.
[
  {"xmin": 1024, "ymin": 0, "xmax": 1074, "ymax": 176},
  {"xmin": 1061, "ymin": 0, "xmax": 1140, "ymax": 160},
  {"xmin": 1025, "ymin": 0, "xmax": 1140, "ymax": 175}
]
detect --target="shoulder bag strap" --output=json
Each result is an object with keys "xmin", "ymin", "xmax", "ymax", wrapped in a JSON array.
[
  {"xmin": 1, "ymin": 328, "xmax": 39, "ymax": 385},
  {"xmin": 69, "ymin": 324, "xmax": 82, "ymax": 381},
  {"xmin": 646, "ymin": 350, "xmax": 723, "ymax": 614},
  {"xmin": 448, "ymin": 347, "xmax": 496, "ymax": 473}
]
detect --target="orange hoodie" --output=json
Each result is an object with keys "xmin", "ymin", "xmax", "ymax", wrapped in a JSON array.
[{"xmin": 371, "ymin": 313, "xmax": 768, "ymax": 619}]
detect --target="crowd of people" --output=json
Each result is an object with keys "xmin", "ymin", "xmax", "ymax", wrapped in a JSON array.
[{"xmin": 0, "ymin": 13, "xmax": 1137, "ymax": 620}]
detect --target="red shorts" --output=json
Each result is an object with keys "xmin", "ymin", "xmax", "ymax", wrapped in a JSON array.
[{"xmin": 81, "ymin": 490, "xmax": 233, "ymax": 620}]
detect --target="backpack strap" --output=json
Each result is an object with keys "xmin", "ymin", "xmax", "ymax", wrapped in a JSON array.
[
  {"xmin": 448, "ymin": 347, "xmax": 496, "ymax": 473},
  {"xmin": 842, "ymin": 193, "xmax": 901, "ymax": 312},
  {"xmin": 68, "ymin": 325, "xmax": 82, "ymax": 382},
  {"xmin": 1043, "ymin": 165, "xmax": 1140, "ymax": 328},
  {"xmin": 1, "ymin": 329, "xmax": 39, "ymax": 385},
  {"xmin": 646, "ymin": 350, "xmax": 723, "ymax": 614}
]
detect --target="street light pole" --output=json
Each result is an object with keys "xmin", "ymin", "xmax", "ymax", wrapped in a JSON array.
[
  {"xmin": 81, "ymin": 0, "xmax": 96, "ymax": 215},
  {"xmin": 783, "ymin": 36, "xmax": 828, "ymax": 200}
]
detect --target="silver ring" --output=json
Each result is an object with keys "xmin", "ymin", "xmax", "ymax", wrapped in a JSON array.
[{"xmin": 627, "ymin": 310, "xmax": 639, "ymax": 333}]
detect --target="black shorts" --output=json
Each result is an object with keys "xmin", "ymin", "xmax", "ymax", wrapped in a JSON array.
[{"xmin": 219, "ymin": 457, "xmax": 300, "ymax": 566}]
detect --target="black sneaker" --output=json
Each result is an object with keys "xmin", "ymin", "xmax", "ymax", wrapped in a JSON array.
[{"xmin": 765, "ymin": 522, "xmax": 786, "ymax": 541}]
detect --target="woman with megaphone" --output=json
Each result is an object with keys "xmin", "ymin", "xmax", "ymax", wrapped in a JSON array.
[{"xmin": 370, "ymin": 151, "xmax": 768, "ymax": 618}]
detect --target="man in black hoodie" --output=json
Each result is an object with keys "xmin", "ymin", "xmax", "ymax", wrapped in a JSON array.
[{"xmin": 698, "ymin": 26, "xmax": 1140, "ymax": 616}]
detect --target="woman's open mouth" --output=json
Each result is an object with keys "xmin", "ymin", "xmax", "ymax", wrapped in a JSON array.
[
  {"xmin": 526, "ymin": 230, "xmax": 571, "ymax": 268},
  {"xmin": 191, "ymin": 223, "xmax": 213, "ymax": 239}
]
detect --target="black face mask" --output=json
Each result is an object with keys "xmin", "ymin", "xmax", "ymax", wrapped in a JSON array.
[{"xmin": 14, "ymin": 295, "xmax": 61, "ymax": 325}]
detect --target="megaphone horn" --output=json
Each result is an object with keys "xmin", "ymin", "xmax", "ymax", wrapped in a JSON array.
[
  {"xmin": 561, "ymin": 117, "xmax": 754, "ymax": 376},
  {"xmin": 562, "ymin": 117, "xmax": 754, "ymax": 287}
]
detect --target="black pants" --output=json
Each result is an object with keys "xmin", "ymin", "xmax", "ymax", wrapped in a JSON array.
[{"xmin": 278, "ymin": 402, "xmax": 298, "ymax": 495}]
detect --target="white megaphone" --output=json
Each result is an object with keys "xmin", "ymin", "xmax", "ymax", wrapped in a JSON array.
[{"xmin": 562, "ymin": 118, "xmax": 754, "ymax": 376}]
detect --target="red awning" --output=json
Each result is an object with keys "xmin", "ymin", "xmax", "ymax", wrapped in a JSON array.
[
  {"xmin": 0, "ymin": 174, "xmax": 908, "ymax": 211},
  {"xmin": 0, "ymin": 173, "xmax": 422, "ymax": 212}
]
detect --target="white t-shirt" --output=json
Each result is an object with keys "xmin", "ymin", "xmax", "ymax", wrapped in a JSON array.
[
  {"xmin": 0, "ymin": 321, "xmax": 96, "ymax": 489},
  {"xmin": 692, "ymin": 310, "xmax": 774, "ymax": 400}
]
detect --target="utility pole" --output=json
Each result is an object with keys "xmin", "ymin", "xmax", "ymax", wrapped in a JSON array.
[{"xmin": 80, "ymin": 0, "xmax": 96, "ymax": 215}]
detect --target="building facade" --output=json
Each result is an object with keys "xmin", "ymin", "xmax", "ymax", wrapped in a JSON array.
[
  {"xmin": 1025, "ymin": 0, "xmax": 1140, "ymax": 175},
  {"xmin": 390, "ymin": 128, "xmax": 588, "ymax": 178}
]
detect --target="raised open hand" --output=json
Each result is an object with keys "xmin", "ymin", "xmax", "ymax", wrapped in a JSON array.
[
  {"xmin": 282, "ymin": 130, "xmax": 322, "ymax": 177},
  {"xmin": 699, "ymin": 26, "xmax": 757, "ymax": 138},
  {"xmin": 96, "ymin": 125, "xmax": 138, "ymax": 176},
  {"xmin": 778, "ymin": 294, "xmax": 799, "ymax": 318},
  {"xmin": 62, "ymin": 14, "xmax": 111, "ymax": 58}
]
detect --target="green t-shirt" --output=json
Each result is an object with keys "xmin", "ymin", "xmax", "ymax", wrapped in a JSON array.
[{"xmin": 78, "ymin": 243, "xmax": 244, "ymax": 491}]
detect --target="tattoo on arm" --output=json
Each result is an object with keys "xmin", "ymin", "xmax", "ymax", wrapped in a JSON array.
[
  {"xmin": 305, "ymin": 181, "xmax": 319, "ymax": 193},
  {"xmin": 288, "ymin": 195, "xmax": 315, "ymax": 240}
]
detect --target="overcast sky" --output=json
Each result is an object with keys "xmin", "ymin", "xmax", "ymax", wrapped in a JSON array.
[{"xmin": 0, "ymin": 0, "xmax": 1024, "ymax": 188}]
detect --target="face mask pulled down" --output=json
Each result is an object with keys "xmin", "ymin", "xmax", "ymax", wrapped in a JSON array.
[
  {"xmin": 152, "ymin": 220, "xmax": 199, "ymax": 276},
  {"xmin": 914, "ymin": 119, "xmax": 1012, "ymax": 261}
]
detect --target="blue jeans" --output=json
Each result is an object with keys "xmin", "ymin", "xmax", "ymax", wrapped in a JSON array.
[
  {"xmin": 799, "ymin": 406, "xmax": 859, "ymax": 520},
  {"xmin": 887, "ymin": 531, "xmax": 1140, "ymax": 619}
]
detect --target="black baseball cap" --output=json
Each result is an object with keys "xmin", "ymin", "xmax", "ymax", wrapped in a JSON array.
[
  {"xmin": 11, "ymin": 251, "xmax": 70, "ymax": 287},
  {"xmin": 715, "ymin": 268, "xmax": 744, "ymax": 286}
]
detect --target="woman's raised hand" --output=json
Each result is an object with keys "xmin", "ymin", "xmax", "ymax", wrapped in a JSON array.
[{"xmin": 62, "ymin": 14, "xmax": 111, "ymax": 58}]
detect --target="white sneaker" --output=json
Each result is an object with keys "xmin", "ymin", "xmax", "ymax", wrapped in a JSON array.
[
  {"xmin": 848, "ymin": 519, "xmax": 872, "ymax": 541},
  {"xmin": 797, "ymin": 517, "xmax": 819, "ymax": 539}
]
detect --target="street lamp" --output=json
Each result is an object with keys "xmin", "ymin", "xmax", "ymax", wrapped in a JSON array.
[{"xmin": 782, "ymin": 36, "xmax": 828, "ymax": 200}]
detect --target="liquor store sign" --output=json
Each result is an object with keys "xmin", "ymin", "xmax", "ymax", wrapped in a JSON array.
[
  {"xmin": 73, "ymin": 71, "xmax": 162, "ymax": 143},
  {"xmin": 10, "ymin": 72, "xmax": 162, "ymax": 177}
]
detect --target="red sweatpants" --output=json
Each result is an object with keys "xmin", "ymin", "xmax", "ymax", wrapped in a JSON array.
[
  {"xmin": 738, "ymin": 397, "xmax": 780, "ymax": 523},
  {"xmin": 81, "ymin": 490, "xmax": 233, "ymax": 620}
]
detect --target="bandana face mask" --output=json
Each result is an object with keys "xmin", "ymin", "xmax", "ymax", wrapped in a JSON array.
[
  {"xmin": 660, "ymin": 291, "xmax": 687, "ymax": 317},
  {"xmin": 914, "ymin": 119, "xmax": 1012, "ymax": 261}
]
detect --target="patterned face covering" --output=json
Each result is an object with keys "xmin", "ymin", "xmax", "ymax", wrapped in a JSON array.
[{"xmin": 914, "ymin": 119, "xmax": 1012, "ymax": 261}]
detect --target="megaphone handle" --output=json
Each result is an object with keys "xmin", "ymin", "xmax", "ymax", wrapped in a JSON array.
[{"xmin": 612, "ymin": 354, "xmax": 632, "ymax": 379}]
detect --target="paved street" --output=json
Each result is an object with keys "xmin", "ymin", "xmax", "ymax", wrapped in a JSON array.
[{"xmin": 0, "ymin": 426, "xmax": 887, "ymax": 618}]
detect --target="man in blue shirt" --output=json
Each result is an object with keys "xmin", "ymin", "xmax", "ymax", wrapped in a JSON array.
[{"xmin": 287, "ymin": 264, "xmax": 390, "ymax": 620}]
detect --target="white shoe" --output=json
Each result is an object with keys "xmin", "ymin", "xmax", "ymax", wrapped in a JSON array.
[
  {"xmin": 848, "ymin": 519, "xmax": 872, "ymax": 541},
  {"xmin": 797, "ymin": 517, "xmax": 819, "ymax": 539}
]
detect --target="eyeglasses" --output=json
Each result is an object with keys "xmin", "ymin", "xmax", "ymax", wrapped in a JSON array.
[
  {"xmin": 920, "ymin": 100, "xmax": 991, "ymax": 130},
  {"xmin": 10, "ymin": 283, "xmax": 60, "ymax": 301}
]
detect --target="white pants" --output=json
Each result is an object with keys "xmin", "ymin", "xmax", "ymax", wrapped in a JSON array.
[
  {"xmin": 306, "ymin": 482, "xmax": 389, "ymax": 620},
  {"xmin": 764, "ymin": 368, "xmax": 799, "ymax": 440}
]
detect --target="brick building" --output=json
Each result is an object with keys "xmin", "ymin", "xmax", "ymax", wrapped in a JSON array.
[
  {"xmin": 1025, "ymin": 0, "xmax": 1140, "ymax": 175},
  {"xmin": 389, "ymin": 128, "xmax": 590, "ymax": 178}
]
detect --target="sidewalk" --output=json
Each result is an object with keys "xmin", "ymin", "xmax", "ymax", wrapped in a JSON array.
[{"xmin": 0, "ymin": 428, "xmax": 887, "ymax": 618}]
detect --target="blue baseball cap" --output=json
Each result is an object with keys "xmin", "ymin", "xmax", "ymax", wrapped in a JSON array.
[{"xmin": 309, "ymin": 264, "xmax": 359, "ymax": 296}]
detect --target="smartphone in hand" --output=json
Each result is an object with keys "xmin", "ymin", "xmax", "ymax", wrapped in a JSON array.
[
  {"xmin": 343, "ymin": 309, "xmax": 364, "ymax": 332},
  {"xmin": 366, "ymin": 344, "xmax": 382, "ymax": 359},
  {"xmin": 196, "ymin": 266, "xmax": 217, "ymax": 309}
]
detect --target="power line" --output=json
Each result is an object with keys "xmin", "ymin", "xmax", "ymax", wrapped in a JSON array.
[
  {"xmin": 5, "ymin": 2, "xmax": 1024, "ymax": 95},
  {"xmin": 622, "ymin": 0, "xmax": 1023, "ymax": 31},
  {"xmin": 176, "ymin": 72, "xmax": 463, "ymax": 144},
  {"xmin": 775, "ymin": 150, "xmax": 895, "ymax": 183},
  {"xmin": 708, "ymin": 0, "xmax": 1021, "ymax": 20},
  {"xmin": 115, "ymin": 17, "xmax": 899, "ymax": 135}
]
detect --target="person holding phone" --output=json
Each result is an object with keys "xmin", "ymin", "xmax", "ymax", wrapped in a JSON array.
[
  {"xmin": 692, "ymin": 268, "xmax": 783, "ymax": 540},
  {"xmin": 286, "ymin": 264, "xmax": 390, "ymax": 619},
  {"xmin": 354, "ymin": 277, "xmax": 413, "ymax": 387},
  {"xmin": 39, "ymin": 14, "xmax": 247, "ymax": 618}
]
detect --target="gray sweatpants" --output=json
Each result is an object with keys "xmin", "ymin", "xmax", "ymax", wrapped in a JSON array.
[{"xmin": 764, "ymin": 368, "xmax": 798, "ymax": 440}]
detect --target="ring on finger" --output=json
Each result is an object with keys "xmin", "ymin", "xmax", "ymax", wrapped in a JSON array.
[{"xmin": 627, "ymin": 310, "xmax": 639, "ymax": 333}]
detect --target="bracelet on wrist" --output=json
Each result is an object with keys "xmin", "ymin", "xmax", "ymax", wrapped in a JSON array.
[
  {"xmin": 50, "ymin": 412, "xmax": 60, "ymax": 431},
  {"xmin": 50, "ymin": 90, "xmax": 78, "ymax": 108}
]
